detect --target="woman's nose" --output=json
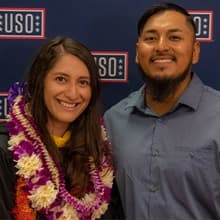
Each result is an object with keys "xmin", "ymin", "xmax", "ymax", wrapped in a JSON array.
[{"xmin": 65, "ymin": 84, "xmax": 79, "ymax": 98}]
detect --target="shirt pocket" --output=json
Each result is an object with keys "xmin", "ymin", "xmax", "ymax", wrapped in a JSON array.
[
  {"xmin": 174, "ymin": 144, "xmax": 219, "ymax": 170},
  {"xmin": 172, "ymin": 144, "xmax": 220, "ymax": 190}
]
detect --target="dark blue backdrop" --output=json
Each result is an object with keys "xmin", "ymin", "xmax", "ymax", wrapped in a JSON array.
[{"xmin": 0, "ymin": 0, "xmax": 219, "ymax": 120}]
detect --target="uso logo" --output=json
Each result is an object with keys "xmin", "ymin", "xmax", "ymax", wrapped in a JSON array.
[
  {"xmin": 92, "ymin": 51, "xmax": 128, "ymax": 82},
  {"xmin": 188, "ymin": 10, "xmax": 213, "ymax": 42},
  {"xmin": 0, "ymin": 8, "xmax": 46, "ymax": 39},
  {"xmin": 0, "ymin": 92, "xmax": 8, "ymax": 122}
]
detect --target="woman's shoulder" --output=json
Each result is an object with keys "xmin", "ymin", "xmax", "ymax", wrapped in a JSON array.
[
  {"xmin": 0, "ymin": 122, "xmax": 8, "ymax": 134},
  {"xmin": 0, "ymin": 122, "xmax": 15, "ymax": 172},
  {"xmin": 0, "ymin": 121, "xmax": 16, "ymax": 179},
  {"xmin": 0, "ymin": 122, "xmax": 16, "ymax": 220},
  {"xmin": 0, "ymin": 122, "xmax": 10, "ymax": 155}
]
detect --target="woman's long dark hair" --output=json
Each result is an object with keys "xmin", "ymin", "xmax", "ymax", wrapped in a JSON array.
[{"xmin": 25, "ymin": 36, "xmax": 110, "ymax": 197}]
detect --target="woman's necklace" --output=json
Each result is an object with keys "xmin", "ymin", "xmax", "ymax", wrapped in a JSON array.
[{"xmin": 7, "ymin": 87, "xmax": 113, "ymax": 220}]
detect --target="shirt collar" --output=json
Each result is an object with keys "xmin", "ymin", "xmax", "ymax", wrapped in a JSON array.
[
  {"xmin": 52, "ymin": 131, "xmax": 71, "ymax": 148},
  {"xmin": 177, "ymin": 73, "xmax": 203, "ymax": 111},
  {"xmin": 124, "ymin": 84, "xmax": 145, "ymax": 110},
  {"xmin": 124, "ymin": 73, "xmax": 204, "ymax": 113}
]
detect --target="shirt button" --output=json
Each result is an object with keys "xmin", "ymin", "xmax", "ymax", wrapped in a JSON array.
[
  {"xmin": 157, "ymin": 118, "xmax": 163, "ymax": 122},
  {"xmin": 189, "ymin": 152, "xmax": 194, "ymax": 158},
  {"xmin": 150, "ymin": 184, "xmax": 158, "ymax": 192},
  {"xmin": 152, "ymin": 149, "xmax": 160, "ymax": 157}
]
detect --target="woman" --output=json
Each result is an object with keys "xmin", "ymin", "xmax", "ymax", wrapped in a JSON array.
[{"xmin": 0, "ymin": 36, "xmax": 123, "ymax": 219}]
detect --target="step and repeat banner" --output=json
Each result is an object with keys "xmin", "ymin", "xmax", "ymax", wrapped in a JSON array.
[{"xmin": 0, "ymin": 0, "xmax": 219, "ymax": 120}]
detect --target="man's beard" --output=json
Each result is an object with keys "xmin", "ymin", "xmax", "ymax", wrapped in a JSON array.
[{"xmin": 140, "ymin": 64, "xmax": 192, "ymax": 102}]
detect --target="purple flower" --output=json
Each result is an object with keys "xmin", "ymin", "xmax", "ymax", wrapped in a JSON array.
[
  {"xmin": 7, "ymin": 81, "xmax": 27, "ymax": 106},
  {"xmin": 7, "ymin": 121, "xmax": 19, "ymax": 135},
  {"xmin": 12, "ymin": 141, "xmax": 35, "ymax": 160}
]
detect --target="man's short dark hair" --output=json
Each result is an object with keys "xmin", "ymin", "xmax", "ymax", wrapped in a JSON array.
[{"xmin": 137, "ymin": 2, "xmax": 197, "ymax": 37}]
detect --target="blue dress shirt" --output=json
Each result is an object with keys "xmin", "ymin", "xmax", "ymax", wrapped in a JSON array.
[{"xmin": 104, "ymin": 74, "xmax": 220, "ymax": 220}]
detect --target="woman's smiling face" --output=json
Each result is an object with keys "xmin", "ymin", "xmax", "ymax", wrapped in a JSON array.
[{"xmin": 43, "ymin": 53, "xmax": 91, "ymax": 136}]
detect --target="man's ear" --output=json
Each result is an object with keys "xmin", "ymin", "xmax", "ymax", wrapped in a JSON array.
[
  {"xmin": 192, "ymin": 40, "xmax": 200, "ymax": 64},
  {"xmin": 135, "ymin": 42, "xmax": 139, "ymax": 64}
]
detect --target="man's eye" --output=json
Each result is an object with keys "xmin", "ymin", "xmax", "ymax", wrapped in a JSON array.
[
  {"xmin": 170, "ymin": 35, "xmax": 181, "ymax": 41},
  {"xmin": 143, "ymin": 36, "xmax": 157, "ymax": 42}
]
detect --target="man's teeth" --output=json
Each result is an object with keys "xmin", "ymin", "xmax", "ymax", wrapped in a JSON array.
[{"xmin": 154, "ymin": 59, "xmax": 172, "ymax": 63}]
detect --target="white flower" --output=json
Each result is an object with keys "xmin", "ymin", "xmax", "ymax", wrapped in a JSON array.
[
  {"xmin": 16, "ymin": 154, "xmax": 42, "ymax": 178},
  {"xmin": 82, "ymin": 193, "xmax": 96, "ymax": 205},
  {"xmin": 8, "ymin": 132, "xmax": 25, "ymax": 149},
  {"xmin": 92, "ymin": 202, "xmax": 108, "ymax": 219},
  {"xmin": 101, "ymin": 125, "xmax": 108, "ymax": 141},
  {"xmin": 59, "ymin": 204, "xmax": 79, "ymax": 220},
  {"xmin": 100, "ymin": 168, "xmax": 113, "ymax": 188},
  {"xmin": 28, "ymin": 180, "xmax": 57, "ymax": 209}
]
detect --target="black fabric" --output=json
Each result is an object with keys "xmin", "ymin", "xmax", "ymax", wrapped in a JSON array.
[
  {"xmin": 100, "ymin": 179, "xmax": 125, "ymax": 220},
  {"xmin": 0, "ymin": 123, "xmax": 16, "ymax": 220}
]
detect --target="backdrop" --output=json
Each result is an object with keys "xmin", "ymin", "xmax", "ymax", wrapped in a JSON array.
[{"xmin": 0, "ymin": 0, "xmax": 219, "ymax": 121}]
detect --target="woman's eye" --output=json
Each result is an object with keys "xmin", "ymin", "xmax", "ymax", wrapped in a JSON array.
[
  {"xmin": 55, "ymin": 76, "xmax": 66, "ymax": 83},
  {"xmin": 79, "ymin": 79, "xmax": 90, "ymax": 87}
]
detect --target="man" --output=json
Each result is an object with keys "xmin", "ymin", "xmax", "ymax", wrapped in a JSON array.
[{"xmin": 104, "ymin": 2, "xmax": 220, "ymax": 220}]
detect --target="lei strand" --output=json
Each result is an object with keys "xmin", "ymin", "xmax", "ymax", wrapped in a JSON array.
[{"xmin": 7, "ymin": 83, "xmax": 113, "ymax": 220}]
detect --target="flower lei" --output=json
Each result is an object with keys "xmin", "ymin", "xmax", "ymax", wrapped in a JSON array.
[{"xmin": 7, "ymin": 82, "xmax": 114, "ymax": 220}]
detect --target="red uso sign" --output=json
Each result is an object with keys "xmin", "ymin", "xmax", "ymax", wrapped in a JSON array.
[
  {"xmin": 0, "ymin": 7, "xmax": 46, "ymax": 39},
  {"xmin": 92, "ymin": 51, "xmax": 128, "ymax": 83}
]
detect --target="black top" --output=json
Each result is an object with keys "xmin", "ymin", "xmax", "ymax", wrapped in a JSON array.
[
  {"xmin": 0, "ymin": 123, "xmax": 16, "ymax": 220},
  {"xmin": 0, "ymin": 123, "xmax": 124, "ymax": 220}
]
